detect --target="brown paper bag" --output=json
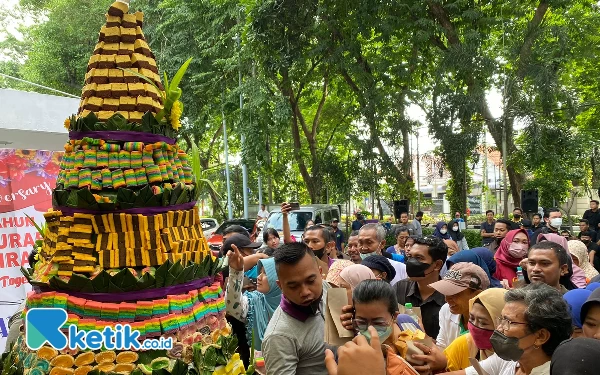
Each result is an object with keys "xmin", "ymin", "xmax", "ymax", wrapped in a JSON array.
[{"xmin": 324, "ymin": 288, "xmax": 355, "ymax": 346}]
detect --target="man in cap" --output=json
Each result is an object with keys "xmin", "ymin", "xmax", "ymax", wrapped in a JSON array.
[
  {"xmin": 222, "ymin": 233, "xmax": 265, "ymax": 282},
  {"xmin": 410, "ymin": 262, "xmax": 490, "ymax": 373}
]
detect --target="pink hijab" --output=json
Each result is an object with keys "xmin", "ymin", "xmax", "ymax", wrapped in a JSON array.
[
  {"xmin": 538, "ymin": 233, "xmax": 587, "ymax": 288},
  {"xmin": 339, "ymin": 264, "xmax": 376, "ymax": 289}
]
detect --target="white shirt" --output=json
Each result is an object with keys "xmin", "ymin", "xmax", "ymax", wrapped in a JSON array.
[
  {"xmin": 389, "ymin": 259, "xmax": 407, "ymax": 286},
  {"xmin": 436, "ymin": 303, "xmax": 462, "ymax": 349},
  {"xmin": 257, "ymin": 209, "xmax": 269, "ymax": 219},
  {"xmin": 465, "ymin": 355, "xmax": 550, "ymax": 375}
]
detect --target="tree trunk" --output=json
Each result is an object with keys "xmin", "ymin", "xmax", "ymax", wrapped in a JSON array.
[{"xmin": 401, "ymin": 127, "xmax": 411, "ymax": 177}]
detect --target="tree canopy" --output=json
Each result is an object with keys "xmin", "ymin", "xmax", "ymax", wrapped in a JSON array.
[{"xmin": 2, "ymin": 0, "xmax": 599, "ymax": 218}]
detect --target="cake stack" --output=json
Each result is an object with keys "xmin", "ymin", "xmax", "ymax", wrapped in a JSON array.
[{"xmin": 5, "ymin": 1, "xmax": 245, "ymax": 375}]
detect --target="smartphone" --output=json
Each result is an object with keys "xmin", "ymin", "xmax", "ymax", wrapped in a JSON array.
[
  {"xmin": 243, "ymin": 276, "xmax": 256, "ymax": 288},
  {"xmin": 289, "ymin": 202, "xmax": 300, "ymax": 211}
]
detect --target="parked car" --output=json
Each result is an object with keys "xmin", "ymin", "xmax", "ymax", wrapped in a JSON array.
[
  {"xmin": 260, "ymin": 205, "xmax": 342, "ymax": 242},
  {"xmin": 207, "ymin": 218, "xmax": 259, "ymax": 253},
  {"xmin": 200, "ymin": 218, "xmax": 219, "ymax": 237}
]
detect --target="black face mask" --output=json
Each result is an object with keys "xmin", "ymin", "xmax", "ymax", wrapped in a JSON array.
[
  {"xmin": 582, "ymin": 239, "xmax": 591, "ymax": 245},
  {"xmin": 490, "ymin": 330, "xmax": 527, "ymax": 362},
  {"xmin": 405, "ymin": 258, "xmax": 433, "ymax": 278},
  {"xmin": 514, "ymin": 214, "xmax": 521, "ymax": 220},
  {"xmin": 313, "ymin": 248, "xmax": 326, "ymax": 260}
]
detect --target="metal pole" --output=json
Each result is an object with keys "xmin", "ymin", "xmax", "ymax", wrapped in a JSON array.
[
  {"xmin": 416, "ymin": 130, "xmax": 421, "ymax": 211},
  {"xmin": 502, "ymin": 121, "xmax": 509, "ymax": 218},
  {"xmin": 222, "ymin": 107, "xmax": 233, "ymax": 220},
  {"xmin": 258, "ymin": 175, "xmax": 263, "ymax": 207},
  {"xmin": 237, "ymin": 25, "xmax": 249, "ymax": 219}
]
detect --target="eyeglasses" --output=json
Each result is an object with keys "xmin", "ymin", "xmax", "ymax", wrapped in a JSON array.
[
  {"xmin": 496, "ymin": 316, "xmax": 528, "ymax": 330},
  {"xmin": 352, "ymin": 318, "xmax": 393, "ymax": 332}
]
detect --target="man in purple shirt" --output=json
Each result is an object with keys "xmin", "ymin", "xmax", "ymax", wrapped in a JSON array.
[{"xmin": 263, "ymin": 243, "xmax": 329, "ymax": 375}]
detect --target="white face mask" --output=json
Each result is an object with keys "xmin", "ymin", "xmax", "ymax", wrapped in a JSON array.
[
  {"xmin": 452, "ymin": 226, "xmax": 459, "ymax": 232},
  {"xmin": 550, "ymin": 217, "xmax": 563, "ymax": 229},
  {"xmin": 440, "ymin": 229, "xmax": 448, "ymax": 235}
]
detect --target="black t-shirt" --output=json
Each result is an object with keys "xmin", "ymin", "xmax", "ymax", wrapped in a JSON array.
[
  {"xmin": 583, "ymin": 209, "xmax": 600, "ymax": 231},
  {"xmin": 480, "ymin": 221, "xmax": 495, "ymax": 245},
  {"xmin": 394, "ymin": 279, "xmax": 445, "ymax": 339}
]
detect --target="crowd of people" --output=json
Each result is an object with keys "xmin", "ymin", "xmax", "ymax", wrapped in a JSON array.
[{"xmin": 219, "ymin": 202, "xmax": 600, "ymax": 375}]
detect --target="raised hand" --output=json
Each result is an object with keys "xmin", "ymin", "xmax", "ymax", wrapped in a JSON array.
[
  {"xmin": 227, "ymin": 244, "xmax": 244, "ymax": 272},
  {"xmin": 325, "ymin": 326, "xmax": 385, "ymax": 375}
]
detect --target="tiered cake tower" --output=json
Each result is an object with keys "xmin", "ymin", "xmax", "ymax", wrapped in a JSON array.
[{"xmin": 5, "ymin": 1, "xmax": 245, "ymax": 375}]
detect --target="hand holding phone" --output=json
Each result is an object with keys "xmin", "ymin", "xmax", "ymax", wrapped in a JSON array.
[{"xmin": 289, "ymin": 202, "xmax": 300, "ymax": 211}]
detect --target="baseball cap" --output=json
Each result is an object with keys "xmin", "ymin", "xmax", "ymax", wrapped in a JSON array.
[
  {"xmin": 222, "ymin": 233, "xmax": 262, "ymax": 253},
  {"xmin": 332, "ymin": 218, "xmax": 339, "ymax": 222},
  {"xmin": 429, "ymin": 262, "xmax": 490, "ymax": 296}
]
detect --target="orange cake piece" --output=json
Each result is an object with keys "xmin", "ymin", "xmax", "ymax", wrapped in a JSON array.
[
  {"xmin": 102, "ymin": 98, "xmax": 120, "ymax": 111},
  {"xmin": 102, "ymin": 43, "xmax": 119, "ymax": 55},
  {"xmin": 105, "ymin": 15, "xmax": 121, "ymax": 28},
  {"xmin": 108, "ymin": 0, "xmax": 128, "ymax": 17},
  {"xmin": 123, "ymin": 67, "xmax": 139, "ymax": 83},
  {"xmin": 108, "ymin": 69, "xmax": 124, "ymax": 83},
  {"xmin": 119, "ymin": 96, "xmax": 137, "ymax": 112},
  {"xmin": 103, "ymin": 26, "xmax": 121, "ymax": 43},
  {"xmin": 111, "ymin": 83, "xmax": 128, "ymax": 97},
  {"xmin": 96, "ymin": 83, "xmax": 112, "ymax": 98},
  {"xmin": 115, "ymin": 55, "xmax": 132, "ymax": 68},
  {"xmin": 122, "ymin": 13, "xmax": 137, "ymax": 28},
  {"xmin": 118, "ymin": 43, "xmax": 134, "ymax": 56},
  {"xmin": 120, "ymin": 26, "xmax": 136, "ymax": 43},
  {"xmin": 97, "ymin": 55, "xmax": 116, "ymax": 69}
]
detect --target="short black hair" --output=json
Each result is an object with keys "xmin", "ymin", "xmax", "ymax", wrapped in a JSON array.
[
  {"xmin": 592, "ymin": 200, "xmax": 599, "ymax": 205},
  {"xmin": 533, "ymin": 213, "xmax": 542, "ymax": 219},
  {"xmin": 528, "ymin": 240, "xmax": 569, "ymax": 267},
  {"xmin": 416, "ymin": 211, "xmax": 424, "ymax": 217},
  {"xmin": 223, "ymin": 225, "xmax": 250, "ymax": 238},
  {"xmin": 306, "ymin": 225, "xmax": 334, "ymax": 243},
  {"xmin": 263, "ymin": 228, "xmax": 280, "ymax": 243},
  {"xmin": 413, "ymin": 236, "xmax": 448, "ymax": 263},
  {"xmin": 580, "ymin": 231, "xmax": 593, "ymax": 238},
  {"xmin": 485, "ymin": 210, "xmax": 494, "ymax": 215},
  {"xmin": 513, "ymin": 207, "xmax": 523, "ymax": 213},
  {"xmin": 580, "ymin": 219, "xmax": 589, "ymax": 225},
  {"xmin": 545, "ymin": 207, "xmax": 560, "ymax": 219},
  {"xmin": 353, "ymin": 279, "xmax": 398, "ymax": 316},
  {"xmin": 273, "ymin": 242, "xmax": 315, "ymax": 273},
  {"xmin": 495, "ymin": 219, "xmax": 513, "ymax": 230}
]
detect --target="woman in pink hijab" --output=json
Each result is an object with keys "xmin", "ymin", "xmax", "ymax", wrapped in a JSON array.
[
  {"xmin": 538, "ymin": 233, "xmax": 587, "ymax": 288},
  {"xmin": 338, "ymin": 264, "xmax": 376, "ymax": 304}
]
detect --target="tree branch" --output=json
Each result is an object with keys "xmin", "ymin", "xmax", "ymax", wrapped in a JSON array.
[
  {"xmin": 426, "ymin": 1, "xmax": 460, "ymax": 46},
  {"xmin": 312, "ymin": 74, "xmax": 329, "ymax": 140}
]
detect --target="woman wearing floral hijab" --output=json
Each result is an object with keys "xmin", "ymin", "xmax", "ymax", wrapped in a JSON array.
[{"xmin": 568, "ymin": 240, "xmax": 599, "ymax": 281}]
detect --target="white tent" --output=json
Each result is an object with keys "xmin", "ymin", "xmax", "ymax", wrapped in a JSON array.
[{"xmin": 0, "ymin": 89, "xmax": 78, "ymax": 151}]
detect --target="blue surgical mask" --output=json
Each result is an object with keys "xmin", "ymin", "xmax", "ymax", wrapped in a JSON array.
[{"xmin": 359, "ymin": 325, "xmax": 393, "ymax": 344}]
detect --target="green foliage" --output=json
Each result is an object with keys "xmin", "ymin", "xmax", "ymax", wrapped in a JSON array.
[{"xmin": 462, "ymin": 230, "xmax": 483, "ymax": 249}]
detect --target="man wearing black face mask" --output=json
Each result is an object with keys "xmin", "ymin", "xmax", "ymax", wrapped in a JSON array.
[
  {"xmin": 303, "ymin": 225, "xmax": 336, "ymax": 277},
  {"xmin": 393, "ymin": 236, "xmax": 448, "ymax": 338}
]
